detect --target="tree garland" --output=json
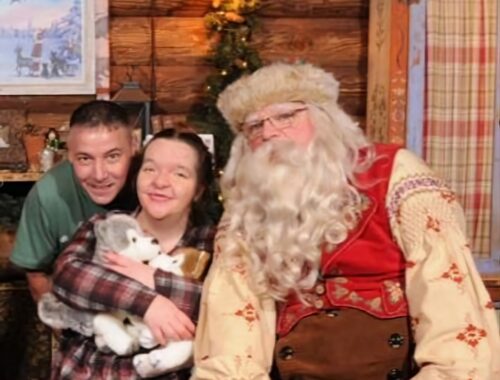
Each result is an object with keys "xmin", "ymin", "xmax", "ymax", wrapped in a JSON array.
[{"xmin": 188, "ymin": 0, "xmax": 262, "ymax": 169}]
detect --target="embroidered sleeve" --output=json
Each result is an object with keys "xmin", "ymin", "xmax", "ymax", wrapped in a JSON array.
[
  {"xmin": 387, "ymin": 149, "xmax": 500, "ymax": 379},
  {"xmin": 192, "ymin": 219, "xmax": 276, "ymax": 380}
]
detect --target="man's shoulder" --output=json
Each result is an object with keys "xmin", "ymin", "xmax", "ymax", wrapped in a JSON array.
[
  {"xmin": 32, "ymin": 161, "xmax": 78, "ymax": 198},
  {"xmin": 36, "ymin": 160, "xmax": 73, "ymax": 184},
  {"xmin": 26, "ymin": 161, "xmax": 94, "ymax": 218}
]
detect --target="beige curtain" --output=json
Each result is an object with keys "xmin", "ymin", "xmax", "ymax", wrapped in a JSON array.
[{"xmin": 424, "ymin": 0, "xmax": 497, "ymax": 258}]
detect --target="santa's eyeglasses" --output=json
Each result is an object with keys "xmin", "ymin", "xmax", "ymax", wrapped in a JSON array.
[{"xmin": 240, "ymin": 107, "xmax": 308, "ymax": 141}]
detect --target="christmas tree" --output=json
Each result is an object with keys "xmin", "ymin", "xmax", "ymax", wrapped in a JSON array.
[{"xmin": 188, "ymin": 0, "xmax": 262, "ymax": 170}]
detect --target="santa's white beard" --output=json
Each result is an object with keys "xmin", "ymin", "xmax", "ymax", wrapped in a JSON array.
[
  {"xmin": 223, "ymin": 140, "xmax": 356, "ymax": 300},
  {"xmin": 238, "ymin": 141, "xmax": 315, "ymax": 215}
]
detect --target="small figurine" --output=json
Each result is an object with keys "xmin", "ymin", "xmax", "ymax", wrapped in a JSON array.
[
  {"xmin": 40, "ymin": 128, "xmax": 61, "ymax": 172},
  {"xmin": 40, "ymin": 147, "xmax": 54, "ymax": 172},
  {"xmin": 45, "ymin": 128, "xmax": 60, "ymax": 151}
]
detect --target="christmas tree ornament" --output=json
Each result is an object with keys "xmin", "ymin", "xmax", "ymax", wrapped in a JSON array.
[
  {"xmin": 234, "ymin": 58, "xmax": 248, "ymax": 69},
  {"xmin": 225, "ymin": 12, "xmax": 245, "ymax": 23}
]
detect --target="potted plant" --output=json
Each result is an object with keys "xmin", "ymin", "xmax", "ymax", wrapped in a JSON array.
[{"xmin": 21, "ymin": 123, "xmax": 45, "ymax": 172}]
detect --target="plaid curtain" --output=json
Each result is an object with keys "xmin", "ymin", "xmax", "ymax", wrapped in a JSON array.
[{"xmin": 424, "ymin": 0, "xmax": 497, "ymax": 258}]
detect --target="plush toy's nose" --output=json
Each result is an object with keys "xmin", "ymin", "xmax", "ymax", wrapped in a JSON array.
[{"xmin": 151, "ymin": 238, "xmax": 159, "ymax": 245}]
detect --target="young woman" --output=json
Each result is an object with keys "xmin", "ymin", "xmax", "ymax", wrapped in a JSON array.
[{"xmin": 50, "ymin": 128, "xmax": 219, "ymax": 380}]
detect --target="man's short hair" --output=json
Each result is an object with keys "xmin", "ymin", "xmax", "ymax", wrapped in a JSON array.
[{"xmin": 70, "ymin": 100, "xmax": 131, "ymax": 129}]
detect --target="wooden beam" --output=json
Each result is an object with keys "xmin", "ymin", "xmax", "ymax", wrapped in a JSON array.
[
  {"xmin": 110, "ymin": 17, "xmax": 152, "ymax": 66},
  {"xmin": 0, "ymin": 96, "xmax": 95, "ymax": 113},
  {"xmin": 387, "ymin": 0, "xmax": 409, "ymax": 145},
  {"xmin": 110, "ymin": 16, "xmax": 368, "ymax": 68},
  {"xmin": 259, "ymin": 0, "xmax": 369, "ymax": 19},
  {"xmin": 110, "ymin": 63, "xmax": 366, "ymax": 117},
  {"xmin": 154, "ymin": 18, "xmax": 211, "ymax": 66},
  {"xmin": 255, "ymin": 18, "xmax": 368, "ymax": 68},
  {"xmin": 366, "ymin": 0, "xmax": 391, "ymax": 142},
  {"xmin": 109, "ymin": 0, "xmax": 368, "ymax": 18},
  {"xmin": 110, "ymin": 0, "xmax": 210, "ymax": 17}
]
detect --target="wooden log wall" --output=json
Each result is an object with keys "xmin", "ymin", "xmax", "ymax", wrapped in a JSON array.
[{"xmin": 0, "ymin": 0, "xmax": 369, "ymax": 135}]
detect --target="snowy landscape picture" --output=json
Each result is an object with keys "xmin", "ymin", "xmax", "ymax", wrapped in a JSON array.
[{"xmin": 0, "ymin": 0, "xmax": 95, "ymax": 94}]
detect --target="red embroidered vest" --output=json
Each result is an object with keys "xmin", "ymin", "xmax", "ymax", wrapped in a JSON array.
[{"xmin": 277, "ymin": 144, "xmax": 409, "ymax": 337}]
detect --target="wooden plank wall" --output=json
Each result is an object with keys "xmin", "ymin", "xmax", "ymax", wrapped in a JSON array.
[{"xmin": 0, "ymin": 0, "xmax": 369, "ymax": 133}]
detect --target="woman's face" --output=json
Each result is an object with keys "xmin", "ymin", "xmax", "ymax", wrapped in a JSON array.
[{"xmin": 137, "ymin": 138, "xmax": 199, "ymax": 221}]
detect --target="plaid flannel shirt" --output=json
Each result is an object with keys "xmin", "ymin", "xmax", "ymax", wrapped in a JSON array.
[{"xmin": 51, "ymin": 212, "xmax": 215, "ymax": 380}]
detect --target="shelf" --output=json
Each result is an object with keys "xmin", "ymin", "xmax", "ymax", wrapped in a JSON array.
[{"xmin": 0, "ymin": 171, "xmax": 42, "ymax": 182}]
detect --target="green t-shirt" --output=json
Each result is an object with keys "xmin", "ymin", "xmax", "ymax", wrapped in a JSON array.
[{"xmin": 11, "ymin": 161, "xmax": 107, "ymax": 271}]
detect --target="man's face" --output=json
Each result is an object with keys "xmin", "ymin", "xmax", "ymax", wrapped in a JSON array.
[
  {"xmin": 241, "ymin": 102, "xmax": 316, "ymax": 151},
  {"xmin": 67, "ymin": 125, "xmax": 134, "ymax": 205}
]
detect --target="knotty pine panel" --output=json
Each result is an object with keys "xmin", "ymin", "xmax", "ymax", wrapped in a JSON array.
[
  {"xmin": 111, "ymin": 17, "xmax": 366, "ymax": 69},
  {"xmin": 255, "ymin": 18, "xmax": 368, "ymax": 68}
]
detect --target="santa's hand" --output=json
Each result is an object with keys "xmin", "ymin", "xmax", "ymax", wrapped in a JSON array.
[
  {"xmin": 103, "ymin": 251, "xmax": 155, "ymax": 288},
  {"xmin": 143, "ymin": 295, "xmax": 195, "ymax": 345}
]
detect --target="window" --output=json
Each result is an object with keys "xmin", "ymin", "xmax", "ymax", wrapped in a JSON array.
[{"xmin": 404, "ymin": 0, "xmax": 499, "ymax": 275}]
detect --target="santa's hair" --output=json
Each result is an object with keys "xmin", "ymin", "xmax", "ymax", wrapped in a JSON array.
[{"xmin": 218, "ymin": 62, "xmax": 375, "ymax": 300}]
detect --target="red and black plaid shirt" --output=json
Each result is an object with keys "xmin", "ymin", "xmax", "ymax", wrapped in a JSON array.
[{"xmin": 51, "ymin": 212, "xmax": 215, "ymax": 380}]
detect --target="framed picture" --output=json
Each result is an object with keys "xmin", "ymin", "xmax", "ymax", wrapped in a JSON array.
[{"xmin": 0, "ymin": 0, "xmax": 97, "ymax": 95}]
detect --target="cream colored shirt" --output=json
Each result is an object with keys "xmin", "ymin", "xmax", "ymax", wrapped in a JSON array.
[{"xmin": 192, "ymin": 149, "xmax": 500, "ymax": 380}]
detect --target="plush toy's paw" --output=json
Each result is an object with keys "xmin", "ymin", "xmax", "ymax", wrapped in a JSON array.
[
  {"xmin": 38, "ymin": 293, "xmax": 68, "ymax": 329},
  {"xmin": 133, "ymin": 341, "xmax": 193, "ymax": 378},
  {"xmin": 106, "ymin": 332, "xmax": 139, "ymax": 356},
  {"xmin": 133, "ymin": 354, "xmax": 155, "ymax": 378},
  {"xmin": 149, "ymin": 341, "xmax": 193, "ymax": 369},
  {"xmin": 93, "ymin": 313, "xmax": 140, "ymax": 356},
  {"xmin": 94, "ymin": 334, "xmax": 112, "ymax": 353},
  {"xmin": 138, "ymin": 327, "xmax": 157, "ymax": 349},
  {"xmin": 123, "ymin": 317, "xmax": 157, "ymax": 350},
  {"xmin": 133, "ymin": 353, "xmax": 170, "ymax": 379},
  {"xmin": 38, "ymin": 293, "xmax": 94, "ymax": 336},
  {"xmin": 148, "ymin": 254, "xmax": 181, "ymax": 274}
]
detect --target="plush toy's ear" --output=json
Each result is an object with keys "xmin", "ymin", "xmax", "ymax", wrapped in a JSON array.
[
  {"xmin": 94, "ymin": 214, "xmax": 142, "ymax": 252},
  {"xmin": 94, "ymin": 219, "xmax": 108, "ymax": 240},
  {"xmin": 107, "ymin": 214, "xmax": 141, "ymax": 232},
  {"xmin": 177, "ymin": 248, "xmax": 210, "ymax": 280}
]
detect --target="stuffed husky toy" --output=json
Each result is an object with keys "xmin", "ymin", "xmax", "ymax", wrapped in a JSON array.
[{"xmin": 38, "ymin": 213, "xmax": 210, "ymax": 378}]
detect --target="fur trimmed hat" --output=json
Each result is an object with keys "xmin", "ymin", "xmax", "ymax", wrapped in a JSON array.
[{"xmin": 217, "ymin": 62, "xmax": 340, "ymax": 133}]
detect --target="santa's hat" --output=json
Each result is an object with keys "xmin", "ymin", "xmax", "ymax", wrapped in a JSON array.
[{"xmin": 217, "ymin": 62, "xmax": 340, "ymax": 133}]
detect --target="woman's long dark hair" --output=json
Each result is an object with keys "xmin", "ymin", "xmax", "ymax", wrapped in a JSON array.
[{"xmin": 132, "ymin": 128, "xmax": 222, "ymax": 226}]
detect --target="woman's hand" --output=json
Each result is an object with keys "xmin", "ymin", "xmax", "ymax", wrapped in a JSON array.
[
  {"xmin": 143, "ymin": 295, "xmax": 195, "ymax": 345},
  {"xmin": 103, "ymin": 251, "xmax": 155, "ymax": 289}
]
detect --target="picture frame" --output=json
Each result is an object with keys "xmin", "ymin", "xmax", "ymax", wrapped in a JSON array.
[{"xmin": 0, "ymin": 0, "xmax": 98, "ymax": 95}]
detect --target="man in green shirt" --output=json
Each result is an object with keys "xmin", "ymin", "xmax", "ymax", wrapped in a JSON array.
[{"xmin": 10, "ymin": 100, "xmax": 137, "ymax": 302}]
